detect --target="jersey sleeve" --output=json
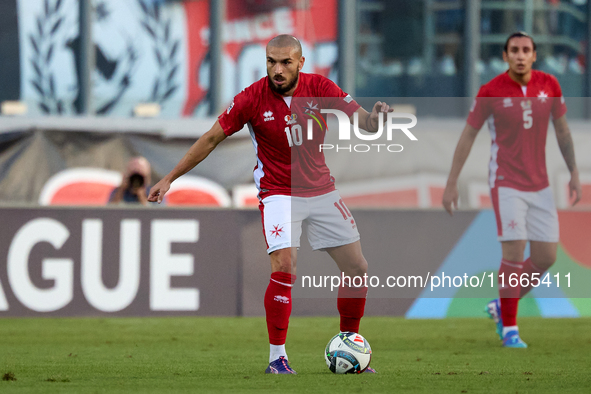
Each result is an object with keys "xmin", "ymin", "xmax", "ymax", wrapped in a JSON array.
[
  {"xmin": 466, "ymin": 85, "xmax": 491, "ymax": 130},
  {"xmin": 217, "ymin": 88, "xmax": 255, "ymax": 136},
  {"xmin": 319, "ymin": 77, "xmax": 361, "ymax": 117},
  {"xmin": 550, "ymin": 75, "xmax": 567, "ymax": 120}
]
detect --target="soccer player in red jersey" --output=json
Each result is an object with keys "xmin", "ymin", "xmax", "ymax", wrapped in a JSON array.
[
  {"xmin": 443, "ymin": 32, "xmax": 582, "ymax": 348},
  {"xmin": 149, "ymin": 35, "xmax": 389, "ymax": 372}
]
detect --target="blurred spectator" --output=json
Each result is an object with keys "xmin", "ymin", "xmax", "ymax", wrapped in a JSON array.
[{"xmin": 109, "ymin": 157, "xmax": 152, "ymax": 205}]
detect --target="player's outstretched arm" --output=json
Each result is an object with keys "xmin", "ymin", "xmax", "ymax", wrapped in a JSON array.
[
  {"xmin": 352, "ymin": 101, "xmax": 393, "ymax": 132},
  {"xmin": 148, "ymin": 121, "xmax": 227, "ymax": 204},
  {"xmin": 442, "ymin": 123, "xmax": 480, "ymax": 216},
  {"xmin": 553, "ymin": 115, "xmax": 582, "ymax": 206}
]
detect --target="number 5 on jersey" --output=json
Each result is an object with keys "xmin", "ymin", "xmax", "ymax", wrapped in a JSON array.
[{"xmin": 523, "ymin": 109, "xmax": 533, "ymax": 129}]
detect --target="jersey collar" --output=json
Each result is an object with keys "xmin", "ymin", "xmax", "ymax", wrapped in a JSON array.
[{"xmin": 503, "ymin": 69, "xmax": 538, "ymax": 94}]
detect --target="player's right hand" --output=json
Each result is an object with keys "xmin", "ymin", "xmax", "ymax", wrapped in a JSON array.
[
  {"xmin": 148, "ymin": 178, "xmax": 171, "ymax": 204},
  {"xmin": 442, "ymin": 184, "xmax": 459, "ymax": 216},
  {"xmin": 569, "ymin": 171, "xmax": 582, "ymax": 206}
]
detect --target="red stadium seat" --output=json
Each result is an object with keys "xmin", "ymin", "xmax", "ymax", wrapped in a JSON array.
[
  {"xmin": 39, "ymin": 168, "xmax": 122, "ymax": 206},
  {"xmin": 232, "ymin": 184, "xmax": 260, "ymax": 208},
  {"xmin": 338, "ymin": 175, "xmax": 447, "ymax": 208},
  {"xmin": 165, "ymin": 176, "xmax": 231, "ymax": 207}
]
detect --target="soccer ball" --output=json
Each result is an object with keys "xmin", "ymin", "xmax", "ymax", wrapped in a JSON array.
[{"xmin": 325, "ymin": 332, "xmax": 372, "ymax": 374}]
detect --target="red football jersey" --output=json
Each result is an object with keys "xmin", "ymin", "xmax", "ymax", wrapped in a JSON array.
[
  {"xmin": 467, "ymin": 70, "xmax": 567, "ymax": 192},
  {"xmin": 218, "ymin": 73, "xmax": 360, "ymax": 199}
]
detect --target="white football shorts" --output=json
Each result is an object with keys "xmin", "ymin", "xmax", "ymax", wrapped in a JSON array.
[
  {"xmin": 259, "ymin": 190, "xmax": 360, "ymax": 254},
  {"xmin": 491, "ymin": 186, "xmax": 559, "ymax": 242}
]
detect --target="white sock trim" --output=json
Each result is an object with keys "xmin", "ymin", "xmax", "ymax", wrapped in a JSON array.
[
  {"xmin": 501, "ymin": 260, "xmax": 524, "ymax": 269},
  {"xmin": 502, "ymin": 326, "xmax": 518, "ymax": 336},
  {"xmin": 270, "ymin": 278, "xmax": 293, "ymax": 287},
  {"xmin": 269, "ymin": 344, "xmax": 287, "ymax": 363}
]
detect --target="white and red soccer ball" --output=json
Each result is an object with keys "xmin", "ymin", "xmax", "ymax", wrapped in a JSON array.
[{"xmin": 325, "ymin": 332, "xmax": 372, "ymax": 374}]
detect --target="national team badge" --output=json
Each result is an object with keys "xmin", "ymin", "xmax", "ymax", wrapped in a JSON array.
[
  {"xmin": 520, "ymin": 100, "xmax": 532, "ymax": 110},
  {"xmin": 537, "ymin": 91, "xmax": 549, "ymax": 103}
]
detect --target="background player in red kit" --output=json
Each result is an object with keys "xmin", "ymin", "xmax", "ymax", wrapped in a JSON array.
[
  {"xmin": 149, "ymin": 35, "xmax": 390, "ymax": 373},
  {"xmin": 443, "ymin": 32, "xmax": 581, "ymax": 348}
]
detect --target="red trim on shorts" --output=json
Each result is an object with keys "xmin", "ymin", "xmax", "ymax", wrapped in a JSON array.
[
  {"xmin": 490, "ymin": 187, "xmax": 502, "ymax": 236},
  {"xmin": 259, "ymin": 201, "xmax": 270, "ymax": 249}
]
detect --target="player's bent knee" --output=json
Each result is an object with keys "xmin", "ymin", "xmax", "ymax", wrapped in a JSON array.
[
  {"xmin": 270, "ymin": 249, "xmax": 296, "ymax": 274},
  {"xmin": 344, "ymin": 258, "xmax": 368, "ymax": 277},
  {"xmin": 272, "ymin": 263, "xmax": 294, "ymax": 273}
]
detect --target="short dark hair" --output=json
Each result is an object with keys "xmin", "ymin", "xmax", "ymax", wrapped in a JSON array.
[
  {"xmin": 504, "ymin": 32, "xmax": 536, "ymax": 52},
  {"xmin": 267, "ymin": 35, "xmax": 303, "ymax": 58}
]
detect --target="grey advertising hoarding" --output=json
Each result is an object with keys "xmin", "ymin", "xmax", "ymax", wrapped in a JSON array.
[
  {"xmin": 3, "ymin": 206, "xmax": 589, "ymax": 318},
  {"xmin": 0, "ymin": 206, "xmax": 482, "ymax": 318},
  {"xmin": 0, "ymin": 206, "xmax": 253, "ymax": 317}
]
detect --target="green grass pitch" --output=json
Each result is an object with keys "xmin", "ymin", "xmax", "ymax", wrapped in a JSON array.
[{"xmin": 1, "ymin": 316, "xmax": 590, "ymax": 393}]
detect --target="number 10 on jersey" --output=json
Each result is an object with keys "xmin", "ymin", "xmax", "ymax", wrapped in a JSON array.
[{"xmin": 285, "ymin": 125, "xmax": 304, "ymax": 147}]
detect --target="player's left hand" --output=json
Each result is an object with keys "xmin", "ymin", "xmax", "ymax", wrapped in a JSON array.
[
  {"xmin": 368, "ymin": 101, "xmax": 393, "ymax": 130},
  {"xmin": 569, "ymin": 170, "xmax": 582, "ymax": 206}
]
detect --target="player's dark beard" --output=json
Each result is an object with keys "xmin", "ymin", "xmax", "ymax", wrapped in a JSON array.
[{"xmin": 269, "ymin": 71, "xmax": 299, "ymax": 95}]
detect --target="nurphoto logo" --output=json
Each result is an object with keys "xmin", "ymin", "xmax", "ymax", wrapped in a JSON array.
[{"xmin": 318, "ymin": 110, "xmax": 418, "ymax": 153}]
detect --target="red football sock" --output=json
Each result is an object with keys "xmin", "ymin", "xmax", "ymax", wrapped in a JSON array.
[
  {"xmin": 498, "ymin": 258, "xmax": 523, "ymax": 327},
  {"xmin": 519, "ymin": 257, "xmax": 545, "ymax": 298},
  {"xmin": 337, "ymin": 283, "xmax": 368, "ymax": 333},
  {"xmin": 264, "ymin": 272, "xmax": 296, "ymax": 345}
]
